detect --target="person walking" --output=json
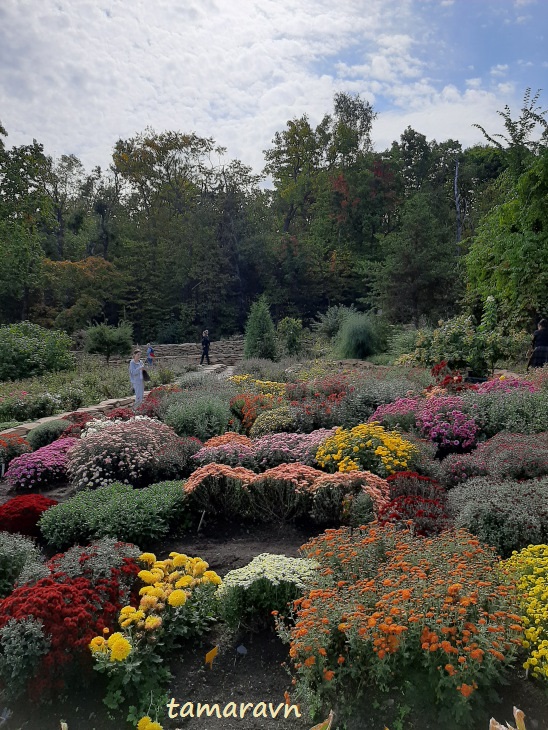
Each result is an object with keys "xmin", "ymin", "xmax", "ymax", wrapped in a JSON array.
[
  {"xmin": 200, "ymin": 330, "xmax": 211, "ymax": 365},
  {"xmin": 146, "ymin": 342, "xmax": 155, "ymax": 367},
  {"xmin": 129, "ymin": 349, "xmax": 145, "ymax": 406},
  {"xmin": 527, "ymin": 319, "xmax": 548, "ymax": 370}
]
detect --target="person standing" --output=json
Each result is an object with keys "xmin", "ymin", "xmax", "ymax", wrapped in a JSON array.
[
  {"xmin": 146, "ymin": 342, "xmax": 155, "ymax": 367},
  {"xmin": 129, "ymin": 349, "xmax": 145, "ymax": 406},
  {"xmin": 200, "ymin": 330, "xmax": 211, "ymax": 365},
  {"xmin": 527, "ymin": 319, "xmax": 548, "ymax": 370}
]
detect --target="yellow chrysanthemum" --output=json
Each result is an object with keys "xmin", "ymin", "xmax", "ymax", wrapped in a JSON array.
[
  {"xmin": 175, "ymin": 575, "xmax": 193, "ymax": 589},
  {"xmin": 107, "ymin": 632, "xmax": 124, "ymax": 648},
  {"xmin": 172, "ymin": 554, "xmax": 189, "ymax": 568},
  {"xmin": 144, "ymin": 615, "xmax": 163, "ymax": 631},
  {"xmin": 168, "ymin": 590, "xmax": 187, "ymax": 607},
  {"xmin": 120, "ymin": 606, "xmax": 136, "ymax": 617},
  {"xmin": 203, "ymin": 570, "xmax": 222, "ymax": 585},
  {"xmin": 109, "ymin": 636, "xmax": 132, "ymax": 662},
  {"xmin": 138, "ymin": 570, "xmax": 156, "ymax": 584},
  {"xmin": 89, "ymin": 636, "xmax": 107, "ymax": 653},
  {"xmin": 137, "ymin": 716, "xmax": 153, "ymax": 730},
  {"xmin": 139, "ymin": 553, "xmax": 156, "ymax": 565}
]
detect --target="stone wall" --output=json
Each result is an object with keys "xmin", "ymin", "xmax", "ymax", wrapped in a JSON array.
[{"xmin": 109, "ymin": 337, "xmax": 245, "ymax": 366}]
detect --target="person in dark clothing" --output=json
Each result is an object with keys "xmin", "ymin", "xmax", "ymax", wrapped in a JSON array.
[
  {"xmin": 200, "ymin": 330, "xmax": 210, "ymax": 365},
  {"xmin": 527, "ymin": 319, "xmax": 548, "ymax": 369}
]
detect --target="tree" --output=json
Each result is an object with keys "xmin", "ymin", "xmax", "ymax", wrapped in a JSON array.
[
  {"xmin": 244, "ymin": 297, "xmax": 277, "ymax": 360},
  {"xmin": 473, "ymin": 88, "xmax": 548, "ymax": 178},
  {"xmin": 83, "ymin": 321, "xmax": 133, "ymax": 364},
  {"xmin": 368, "ymin": 193, "xmax": 459, "ymax": 325}
]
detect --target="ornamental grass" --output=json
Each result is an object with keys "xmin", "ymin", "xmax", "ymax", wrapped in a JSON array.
[
  {"xmin": 315, "ymin": 422, "xmax": 416, "ymax": 477},
  {"xmin": 502, "ymin": 545, "xmax": 548, "ymax": 682},
  {"xmin": 283, "ymin": 525, "xmax": 523, "ymax": 725}
]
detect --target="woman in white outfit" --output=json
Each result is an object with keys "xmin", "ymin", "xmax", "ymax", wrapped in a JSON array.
[{"xmin": 129, "ymin": 349, "xmax": 145, "ymax": 406}]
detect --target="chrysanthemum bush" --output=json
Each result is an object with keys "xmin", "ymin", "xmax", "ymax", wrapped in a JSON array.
[
  {"xmin": 0, "ymin": 540, "xmax": 140, "ymax": 702},
  {"xmin": 415, "ymin": 405, "xmax": 478, "ymax": 455},
  {"xmin": 39, "ymin": 481, "xmax": 187, "ymax": 549},
  {"xmin": 377, "ymin": 471, "xmax": 450, "ymax": 537},
  {"xmin": 248, "ymin": 405, "xmax": 300, "ymax": 438},
  {"xmin": 183, "ymin": 463, "xmax": 389, "ymax": 527},
  {"xmin": 5, "ymin": 437, "xmax": 78, "ymax": 491},
  {"xmin": 228, "ymin": 374, "xmax": 287, "ymax": 397},
  {"xmin": 89, "ymin": 550, "xmax": 221, "ymax": 723},
  {"xmin": 0, "ymin": 494, "xmax": 58, "ymax": 537},
  {"xmin": 315, "ymin": 422, "xmax": 416, "ymax": 476},
  {"xmin": 191, "ymin": 442, "xmax": 256, "ymax": 469},
  {"xmin": 448, "ymin": 477, "xmax": 548, "ymax": 557},
  {"xmin": 67, "ymin": 419, "xmax": 200, "ymax": 490},
  {"xmin": 442, "ymin": 433, "xmax": 548, "ymax": 487},
  {"xmin": 278, "ymin": 524, "xmax": 523, "ymax": 725},
  {"xmin": 461, "ymin": 389, "xmax": 548, "ymax": 438},
  {"xmin": 252, "ymin": 429, "xmax": 337, "ymax": 470},
  {"xmin": 217, "ymin": 553, "xmax": 321, "ymax": 630},
  {"xmin": 229, "ymin": 392, "xmax": 282, "ymax": 434},
  {"xmin": 0, "ymin": 531, "xmax": 45, "ymax": 598},
  {"xmin": 475, "ymin": 377, "xmax": 537, "ymax": 394},
  {"xmin": 502, "ymin": 545, "xmax": 548, "ymax": 682},
  {"xmin": 203, "ymin": 432, "xmax": 252, "ymax": 448}
]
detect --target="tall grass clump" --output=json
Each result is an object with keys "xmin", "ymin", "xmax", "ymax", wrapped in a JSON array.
[{"xmin": 335, "ymin": 313, "xmax": 385, "ymax": 360}]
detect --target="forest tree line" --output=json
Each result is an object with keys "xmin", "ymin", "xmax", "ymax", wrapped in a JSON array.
[{"xmin": 0, "ymin": 89, "xmax": 547, "ymax": 343}]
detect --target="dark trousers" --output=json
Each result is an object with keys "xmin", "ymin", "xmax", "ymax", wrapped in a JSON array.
[{"xmin": 200, "ymin": 349, "xmax": 210, "ymax": 365}]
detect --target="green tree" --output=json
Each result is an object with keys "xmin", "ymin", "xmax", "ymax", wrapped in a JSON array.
[
  {"xmin": 84, "ymin": 321, "xmax": 133, "ymax": 364},
  {"xmin": 368, "ymin": 193, "xmax": 459, "ymax": 325},
  {"xmin": 244, "ymin": 297, "xmax": 277, "ymax": 360}
]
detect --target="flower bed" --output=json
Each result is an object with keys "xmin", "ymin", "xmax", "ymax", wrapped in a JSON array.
[{"xmin": 5, "ymin": 437, "xmax": 78, "ymax": 491}]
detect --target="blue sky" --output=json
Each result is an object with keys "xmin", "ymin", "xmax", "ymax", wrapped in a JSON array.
[{"xmin": 0, "ymin": 0, "xmax": 546, "ymax": 174}]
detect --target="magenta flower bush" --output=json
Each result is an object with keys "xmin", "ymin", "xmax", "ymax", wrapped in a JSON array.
[
  {"xmin": 368, "ymin": 397, "xmax": 422, "ymax": 430},
  {"xmin": 67, "ymin": 419, "xmax": 199, "ymax": 490},
  {"xmin": 475, "ymin": 377, "xmax": 537, "ymax": 394},
  {"xmin": 5, "ymin": 437, "xmax": 79, "ymax": 491},
  {"xmin": 191, "ymin": 443, "xmax": 256, "ymax": 469},
  {"xmin": 252, "ymin": 428, "xmax": 337, "ymax": 469},
  {"xmin": 416, "ymin": 407, "xmax": 478, "ymax": 452}
]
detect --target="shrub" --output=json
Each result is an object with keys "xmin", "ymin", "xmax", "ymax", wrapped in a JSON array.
[
  {"xmin": 312, "ymin": 304, "xmax": 358, "ymax": 340},
  {"xmin": 0, "ymin": 392, "xmax": 61, "ymax": 422},
  {"xmin": 385, "ymin": 471, "xmax": 445, "ymax": 501},
  {"xmin": 163, "ymin": 395, "xmax": 231, "ymax": 441},
  {"xmin": 0, "ymin": 321, "xmax": 74, "ymax": 381},
  {"xmin": 244, "ymin": 296, "xmax": 277, "ymax": 360},
  {"xmin": 39, "ymin": 481, "xmax": 187, "ymax": 549},
  {"xmin": 27, "ymin": 419, "xmax": 69, "ymax": 450},
  {"xmin": 248, "ymin": 405, "xmax": 299, "ymax": 438},
  {"xmin": 309, "ymin": 471, "xmax": 389, "ymax": 527},
  {"xmin": 442, "ymin": 432, "xmax": 548, "ymax": 487},
  {"xmin": 377, "ymin": 495, "xmax": 450, "ymax": 536},
  {"xmin": 338, "ymin": 377, "xmax": 420, "ymax": 427},
  {"xmin": 277, "ymin": 317, "xmax": 303, "ymax": 356},
  {"xmin": 5, "ymin": 437, "xmax": 78, "ymax": 491},
  {"xmin": 0, "ymin": 532, "xmax": 45, "ymax": 598},
  {"xmin": 462, "ymin": 389, "xmax": 548, "ymax": 437},
  {"xmin": 191, "ymin": 443, "xmax": 256, "ymax": 469},
  {"xmin": 335, "ymin": 312, "xmax": 384, "ymax": 359},
  {"xmin": 0, "ymin": 616, "xmax": 52, "ymax": 701},
  {"xmin": 204, "ymin": 432, "xmax": 252, "ymax": 448},
  {"xmin": 416, "ymin": 404, "xmax": 478, "ymax": 455},
  {"xmin": 0, "ymin": 495, "xmax": 58, "ymax": 538},
  {"xmin": 184, "ymin": 464, "xmax": 254, "ymax": 520},
  {"xmin": 252, "ymin": 429, "xmax": 338, "ymax": 470},
  {"xmin": 83, "ymin": 321, "xmax": 134, "ymax": 364},
  {"xmin": 218, "ymin": 554, "xmax": 320, "ymax": 630},
  {"xmin": 0, "ymin": 434, "xmax": 31, "ymax": 467},
  {"xmin": 66, "ymin": 419, "xmax": 195, "ymax": 490},
  {"xmin": 0, "ymin": 569, "xmax": 132, "ymax": 701},
  {"xmin": 46, "ymin": 539, "xmax": 140, "ymax": 602},
  {"xmin": 231, "ymin": 357, "xmax": 302, "ymax": 382},
  {"xmin": 283, "ymin": 525, "xmax": 522, "ymax": 724},
  {"xmin": 502, "ymin": 545, "xmax": 548, "ymax": 682},
  {"xmin": 448, "ymin": 477, "xmax": 548, "ymax": 557},
  {"xmin": 315, "ymin": 423, "xmax": 417, "ymax": 477},
  {"xmin": 246, "ymin": 463, "xmax": 322, "ymax": 522}
]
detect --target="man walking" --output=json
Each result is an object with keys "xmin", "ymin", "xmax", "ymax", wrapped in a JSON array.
[{"xmin": 200, "ymin": 330, "xmax": 211, "ymax": 365}]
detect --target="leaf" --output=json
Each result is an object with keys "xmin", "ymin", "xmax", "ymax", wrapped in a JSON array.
[
  {"xmin": 310, "ymin": 710, "xmax": 334, "ymax": 730},
  {"xmin": 205, "ymin": 645, "xmax": 218, "ymax": 669}
]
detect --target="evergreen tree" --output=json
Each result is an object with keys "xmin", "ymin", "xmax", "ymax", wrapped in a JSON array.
[{"xmin": 244, "ymin": 297, "xmax": 277, "ymax": 360}]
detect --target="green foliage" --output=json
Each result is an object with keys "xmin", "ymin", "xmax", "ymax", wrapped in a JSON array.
[
  {"xmin": 244, "ymin": 297, "xmax": 277, "ymax": 360},
  {"xmin": 248, "ymin": 405, "xmax": 299, "ymax": 438},
  {"xmin": 277, "ymin": 317, "xmax": 303, "ymax": 356},
  {"xmin": 217, "ymin": 553, "xmax": 320, "ymax": 630},
  {"xmin": 386, "ymin": 327, "xmax": 422, "ymax": 360},
  {"xmin": 0, "ymin": 322, "xmax": 73, "ymax": 382},
  {"xmin": 335, "ymin": 313, "xmax": 384, "ymax": 359},
  {"xmin": 39, "ymin": 481, "xmax": 187, "ymax": 549},
  {"xmin": 0, "ymin": 617, "xmax": 51, "ymax": 701},
  {"xmin": 312, "ymin": 304, "xmax": 358, "ymax": 340},
  {"xmin": 26, "ymin": 420, "xmax": 69, "ymax": 450},
  {"xmin": 83, "ymin": 321, "xmax": 133, "ymax": 364},
  {"xmin": 448, "ymin": 476, "xmax": 548, "ymax": 557},
  {"xmin": 462, "ymin": 388, "xmax": 548, "ymax": 437},
  {"xmin": 163, "ymin": 395, "xmax": 231, "ymax": 440},
  {"xmin": 0, "ymin": 532, "xmax": 45, "ymax": 598}
]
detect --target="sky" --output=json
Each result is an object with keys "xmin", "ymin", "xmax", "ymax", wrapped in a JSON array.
[{"xmin": 0, "ymin": 0, "xmax": 546, "ymax": 176}]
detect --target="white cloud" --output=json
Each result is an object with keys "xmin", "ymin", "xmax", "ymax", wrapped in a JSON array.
[{"xmin": 490, "ymin": 64, "xmax": 509, "ymax": 76}]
